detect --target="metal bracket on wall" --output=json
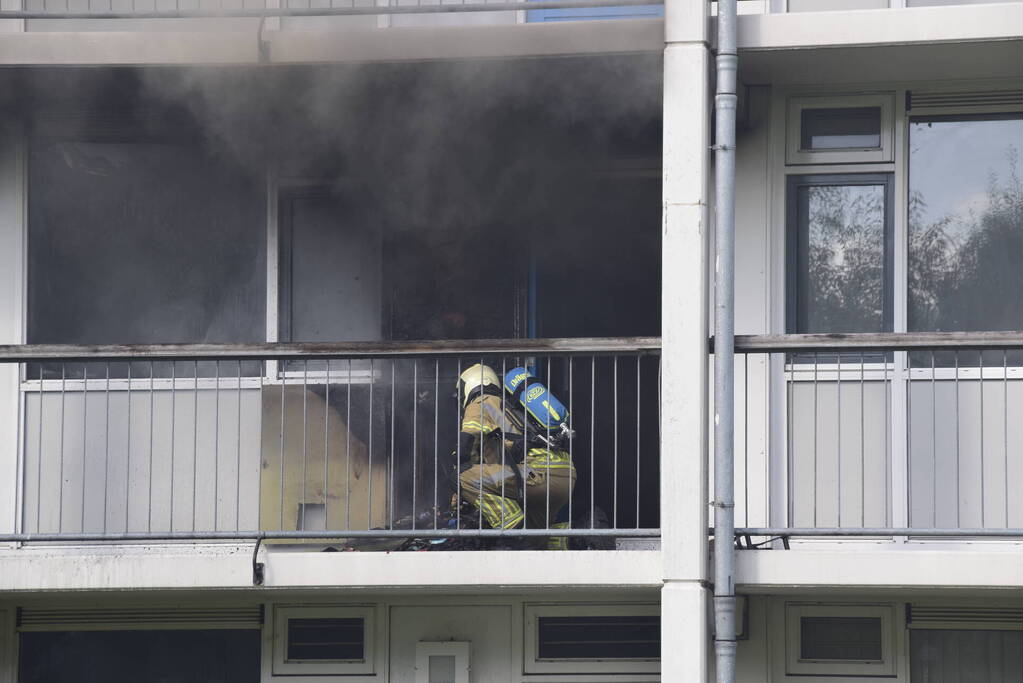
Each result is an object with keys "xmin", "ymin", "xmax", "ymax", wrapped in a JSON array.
[{"xmin": 252, "ymin": 537, "xmax": 265, "ymax": 586}]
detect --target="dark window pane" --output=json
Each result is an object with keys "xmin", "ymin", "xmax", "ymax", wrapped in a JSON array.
[
  {"xmin": 911, "ymin": 629, "xmax": 1023, "ymax": 681},
  {"xmin": 909, "ymin": 116, "xmax": 1023, "ymax": 366},
  {"xmin": 792, "ymin": 182, "xmax": 888, "ymax": 334},
  {"xmin": 537, "ymin": 615, "xmax": 659, "ymax": 660},
  {"xmin": 28, "ymin": 137, "xmax": 265, "ymax": 378},
  {"xmin": 800, "ymin": 616, "xmax": 883, "ymax": 661},
  {"xmin": 19, "ymin": 630, "xmax": 260, "ymax": 683},
  {"xmin": 800, "ymin": 107, "xmax": 882, "ymax": 151},
  {"xmin": 286, "ymin": 617, "xmax": 364, "ymax": 661}
]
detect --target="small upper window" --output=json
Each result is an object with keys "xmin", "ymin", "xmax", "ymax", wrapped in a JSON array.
[
  {"xmin": 800, "ymin": 107, "xmax": 882, "ymax": 151},
  {"xmin": 272, "ymin": 605, "xmax": 375, "ymax": 676},
  {"xmin": 787, "ymin": 95, "xmax": 894, "ymax": 164},
  {"xmin": 524, "ymin": 604, "xmax": 659, "ymax": 675},
  {"xmin": 785, "ymin": 603, "xmax": 895, "ymax": 677}
]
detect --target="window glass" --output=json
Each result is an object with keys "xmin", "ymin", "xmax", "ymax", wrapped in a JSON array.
[
  {"xmin": 19, "ymin": 629, "xmax": 260, "ymax": 683},
  {"xmin": 800, "ymin": 616, "xmax": 883, "ymax": 661},
  {"xmin": 788, "ymin": 176, "xmax": 892, "ymax": 334},
  {"xmin": 537, "ymin": 615, "xmax": 660, "ymax": 659},
  {"xmin": 909, "ymin": 116, "xmax": 1023, "ymax": 333},
  {"xmin": 909, "ymin": 116, "xmax": 1023, "ymax": 366},
  {"xmin": 800, "ymin": 107, "xmax": 882, "ymax": 151},
  {"xmin": 286, "ymin": 617, "xmax": 365, "ymax": 661},
  {"xmin": 28, "ymin": 137, "xmax": 265, "ymax": 377},
  {"xmin": 911, "ymin": 630, "xmax": 1023, "ymax": 679}
]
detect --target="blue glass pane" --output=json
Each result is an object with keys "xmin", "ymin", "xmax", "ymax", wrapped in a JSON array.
[{"xmin": 526, "ymin": 2, "xmax": 662, "ymax": 22}]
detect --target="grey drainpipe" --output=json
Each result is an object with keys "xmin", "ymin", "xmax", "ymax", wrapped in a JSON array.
[{"xmin": 712, "ymin": 0, "xmax": 738, "ymax": 679}]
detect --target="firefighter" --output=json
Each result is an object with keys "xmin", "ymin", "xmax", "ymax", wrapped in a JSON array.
[{"xmin": 455, "ymin": 364, "xmax": 576, "ymax": 548}]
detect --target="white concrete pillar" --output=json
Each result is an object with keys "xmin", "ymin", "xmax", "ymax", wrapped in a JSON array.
[
  {"xmin": 0, "ymin": 125, "xmax": 24, "ymax": 538},
  {"xmin": 661, "ymin": 0, "xmax": 711, "ymax": 677}
]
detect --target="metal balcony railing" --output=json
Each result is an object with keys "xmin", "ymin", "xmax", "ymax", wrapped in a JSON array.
[
  {"xmin": 0, "ymin": 0, "xmax": 662, "ymax": 20},
  {"xmin": 1, "ymin": 337, "xmax": 660, "ymax": 547},
  {"xmin": 725, "ymin": 331, "xmax": 1023, "ymax": 542}
]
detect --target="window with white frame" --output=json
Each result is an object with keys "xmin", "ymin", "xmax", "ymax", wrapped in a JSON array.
[
  {"xmin": 787, "ymin": 95, "xmax": 894, "ymax": 165},
  {"xmin": 523, "ymin": 604, "xmax": 659, "ymax": 675},
  {"xmin": 272, "ymin": 605, "xmax": 375, "ymax": 676},
  {"xmin": 784, "ymin": 603, "xmax": 896, "ymax": 677}
]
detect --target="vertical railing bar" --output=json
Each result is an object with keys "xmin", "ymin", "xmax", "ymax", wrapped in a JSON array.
[
  {"xmin": 980, "ymin": 351, "xmax": 985, "ymax": 528},
  {"xmin": 906, "ymin": 350, "xmax": 913, "ymax": 530},
  {"xmin": 612, "ymin": 354, "xmax": 618, "ymax": 529},
  {"xmin": 258, "ymin": 361, "xmax": 264, "ymax": 537},
  {"xmin": 837, "ymin": 351, "xmax": 842, "ymax": 529},
  {"xmin": 522, "ymin": 358, "xmax": 529, "ymax": 530},
  {"xmin": 454, "ymin": 358, "xmax": 460, "ymax": 530},
  {"xmin": 236, "ymin": 361, "xmax": 242, "ymax": 532},
  {"xmin": 590, "ymin": 355, "xmax": 595, "ymax": 529},
  {"xmin": 389, "ymin": 362, "xmax": 395, "ymax": 530},
  {"xmin": 812, "ymin": 352, "xmax": 817, "ymax": 528},
  {"xmin": 278, "ymin": 360, "xmax": 285, "ymax": 532},
  {"xmin": 300, "ymin": 359, "xmax": 307, "ymax": 532},
  {"xmin": 58, "ymin": 363, "xmax": 66, "ymax": 534},
  {"xmin": 1004, "ymin": 349, "xmax": 1009, "ymax": 528},
  {"xmin": 147, "ymin": 361, "xmax": 154, "ymax": 533},
  {"xmin": 432, "ymin": 358, "xmax": 438, "ymax": 531},
  {"xmin": 637, "ymin": 354, "xmax": 642, "ymax": 529},
  {"xmin": 347, "ymin": 359, "xmax": 353, "ymax": 530},
  {"xmin": 411, "ymin": 360, "xmax": 418, "ymax": 530},
  {"xmin": 36, "ymin": 364, "xmax": 43, "ymax": 534},
  {"xmin": 479, "ymin": 360, "xmax": 484, "ymax": 530},
  {"xmin": 742, "ymin": 353, "xmax": 748, "ymax": 528},
  {"xmin": 103, "ymin": 361, "xmax": 110, "ymax": 534},
  {"xmin": 170, "ymin": 361, "xmax": 176, "ymax": 531},
  {"xmin": 884, "ymin": 351, "xmax": 890, "ymax": 527},
  {"xmin": 786, "ymin": 355, "xmax": 793, "ymax": 529},
  {"xmin": 500, "ymin": 356, "xmax": 507, "ymax": 530},
  {"xmin": 368, "ymin": 358, "xmax": 374, "ymax": 530},
  {"xmin": 568, "ymin": 356, "xmax": 573, "ymax": 528},
  {"xmin": 955, "ymin": 350, "xmax": 961, "ymax": 528},
  {"xmin": 81, "ymin": 364, "xmax": 87, "ymax": 532},
  {"xmin": 126, "ymin": 362, "xmax": 132, "ymax": 533},
  {"xmin": 546, "ymin": 357, "xmax": 552, "ymax": 529},
  {"xmin": 860, "ymin": 352, "xmax": 865, "ymax": 528},
  {"xmin": 931, "ymin": 351, "xmax": 937, "ymax": 528},
  {"xmin": 194, "ymin": 359, "xmax": 200, "ymax": 532},
  {"xmin": 324, "ymin": 360, "xmax": 330, "ymax": 533},
  {"xmin": 214, "ymin": 359, "xmax": 221, "ymax": 532}
]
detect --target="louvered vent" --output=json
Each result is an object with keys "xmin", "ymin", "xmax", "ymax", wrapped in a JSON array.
[
  {"xmin": 19, "ymin": 606, "xmax": 262, "ymax": 630},
  {"xmin": 909, "ymin": 90, "xmax": 1023, "ymax": 111},
  {"xmin": 909, "ymin": 605, "xmax": 1023, "ymax": 628}
]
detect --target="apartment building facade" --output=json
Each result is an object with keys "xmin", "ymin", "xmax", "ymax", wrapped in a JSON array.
[{"xmin": 1, "ymin": 0, "xmax": 1023, "ymax": 680}]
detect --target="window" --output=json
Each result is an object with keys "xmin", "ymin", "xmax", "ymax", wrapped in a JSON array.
[
  {"xmin": 28, "ymin": 130, "xmax": 265, "ymax": 379},
  {"xmin": 786, "ymin": 174, "xmax": 894, "ymax": 335},
  {"xmin": 908, "ymin": 115, "xmax": 1023, "ymax": 337},
  {"xmin": 523, "ymin": 604, "xmax": 659, "ymax": 675},
  {"xmin": 272, "ymin": 605, "xmax": 375, "ymax": 675},
  {"xmin": 19, "ymin": 630, "xmax": 261, "ymax": 683},
  {"xmin": 785, "ymin": 604, "xmax": 895, "ymax": 677},
  {"xmin": 787, "ymin": 95, "xmax": 894, "ymax": 164}
]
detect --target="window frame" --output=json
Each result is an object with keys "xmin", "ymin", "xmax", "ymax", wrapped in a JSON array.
[
  {"xmin": 271, "ymin": 605, "xmax": 375, "ymax": 676},
  {"xmin": 785, "ymin": 172, "xmax": 896, "ymax": 337},
  {"xmin": 522, "ymin": 603, "xmax": 660, "ymax": 675},
  {"xmin": 787, "ymin": 94, "xmax": 895, "ymax": 165},
  {"xmin": 784, "ymin": 603, "xmax": 896, "ymax": 677}
]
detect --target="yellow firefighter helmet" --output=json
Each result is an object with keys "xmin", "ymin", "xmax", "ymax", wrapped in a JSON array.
[{"xmin": 457, "ymin": 363, "xmax": 500, "ymax": 408}]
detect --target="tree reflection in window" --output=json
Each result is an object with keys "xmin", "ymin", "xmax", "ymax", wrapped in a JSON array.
[
  {"xmin": 789, "ymin": 176, "xmax": 891, "ymax": 337},
  {"xmin": 909, "ymin": 116, "xmax": 1023, "ymax": 365}
]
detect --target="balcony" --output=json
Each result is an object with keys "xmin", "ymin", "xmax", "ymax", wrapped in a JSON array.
[
  {"xmin": 729, "ymin": 331, "xmax": 1023, "ymax": 544},
  {"xmin": 3, "ymin": 338, "xmax": 660, "ymax": 552}
]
